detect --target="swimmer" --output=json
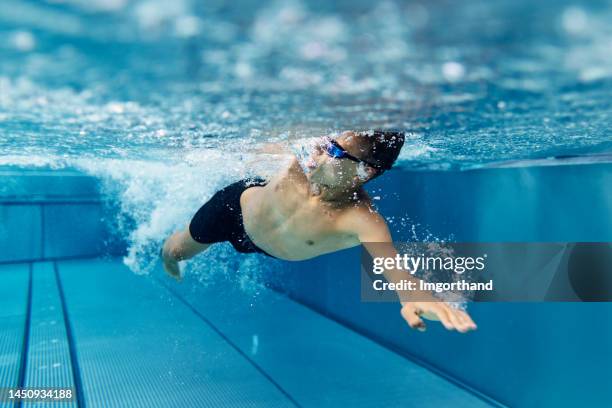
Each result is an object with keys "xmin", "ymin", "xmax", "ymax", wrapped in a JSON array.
[{"xmin": 162, "ymin": 130, "xmax": 477, "ymax": 333}]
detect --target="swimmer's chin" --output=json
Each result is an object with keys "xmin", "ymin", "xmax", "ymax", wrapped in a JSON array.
[{"xmin": 305, "ymin": 159, "xmax": 317, "ymax": 169}]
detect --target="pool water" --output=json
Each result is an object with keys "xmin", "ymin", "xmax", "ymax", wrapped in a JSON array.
[
  {"xmin": 1, "ymin": 0, "xmax": 611, "ymax": 407},
  {"xmin": 1, "ymin": 0, "xmax": 612, "ymax": 166}
]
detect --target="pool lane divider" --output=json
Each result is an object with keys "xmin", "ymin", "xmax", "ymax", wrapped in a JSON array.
[
  {"xmin": 53, "ymin": 261, "xmax": 85, "ymax": 408},
  {"xmin": 154, "ymin": 276, "xmax": 302, "ymax": 408},
  {"xmin": 15, "ymin": 263, "xmax": 32, "ymax": 408}
]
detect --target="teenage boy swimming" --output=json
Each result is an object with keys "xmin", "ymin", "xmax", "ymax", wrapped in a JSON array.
[{"xmin": 161, "ymin": 131, "xmax": 477, "ymax": 333}]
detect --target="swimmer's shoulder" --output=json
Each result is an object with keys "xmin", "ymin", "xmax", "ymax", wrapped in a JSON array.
[{"xmin": 335, "ymin": 191, "xmax": 386, "ymax": 235}]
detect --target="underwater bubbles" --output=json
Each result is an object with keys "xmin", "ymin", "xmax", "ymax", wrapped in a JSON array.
[
  {"xmin": 9, "ymin": 30, "xmax": 35, "ymax": 51},
  {"xmin": 561, "ymin": 6, "xmax": 588, "ymax": 35},
  {"xmin": 441, "ymin": 61, "xmax": 465, "ymax": 82}
]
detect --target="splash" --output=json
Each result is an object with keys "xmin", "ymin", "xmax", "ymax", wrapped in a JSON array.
[{"xmin": 75, "ymin": 150, "xmax": 285, "ymax": 276}]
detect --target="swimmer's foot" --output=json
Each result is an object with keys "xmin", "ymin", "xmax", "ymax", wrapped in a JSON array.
[{"xmin": 160, "ymin": 246, "xmax": 183, "ymax": 282}]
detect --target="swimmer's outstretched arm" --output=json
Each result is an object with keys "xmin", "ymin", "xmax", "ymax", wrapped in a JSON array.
[
  {"xmin": 161, "ymin": 226, "xmax": 210, "ymax": 281},
  {"xmin": 346, "ymin": 211, "xmax": 477, "ymax": 333}
]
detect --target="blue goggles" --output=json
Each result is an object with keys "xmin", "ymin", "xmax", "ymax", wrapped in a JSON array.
[{"xmin": 324, "ymin": 138, "xmax": 387, "ymax": 171}]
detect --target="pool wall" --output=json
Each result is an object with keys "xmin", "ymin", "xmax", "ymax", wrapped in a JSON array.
[
  {"xmin": 0, "ymin": 167, "xmax": 123, "ymax": 263},
  {"xmin": 273, "ymin": 162, "xmax": 612, "ymax": 407}
]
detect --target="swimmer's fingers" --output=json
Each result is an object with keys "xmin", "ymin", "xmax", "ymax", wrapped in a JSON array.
[
  {"xmin": 433, "ymin": 304, "xmax": 477, "ymax": 332},
  {"xmin": 457, "ymin": 309, "xmax": 477, "ymax": 330},
  {"xmin": 444, "ymin": 305, "xmax": 466, "ymax": 332},
  {"xmin": 400, "ymin": 304, "xmax": 426, "ymax": 332},
  {"xmin": 428, "ymin": 304, "xmax": 455, "ymax": 331},
  {"xmin": 445, "ymin": 306, "xmax": 473, "ymax": 333},
  {"xmin": 402, "ymin": 302, "xmax": 476, "ymax": 333}
]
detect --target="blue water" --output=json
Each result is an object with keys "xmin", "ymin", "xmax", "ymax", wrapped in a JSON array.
[
  {"xmin": 1, "ymin": 1, "xmax": 612, "ymax": 407},
  {"xmin": 1, "ymin": 0, "xmax": 612, "ymax": 168}
]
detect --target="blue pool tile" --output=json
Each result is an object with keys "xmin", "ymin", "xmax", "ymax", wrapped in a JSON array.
[
  {"xmin": 156, "ymin": 263, "xmax": 493, "ymax": 408},
  {"xmin": 0, "ymin": 170, "xmax": 100, "ymax": 201},
  {"xmin": 0, "ymin": 205, "xmax": 42, "ymax": 262},
  {"xmin": 0, "ymin": 263, "xmax": 30, "ymax": 406},
  {"xmin": 43, "ymin": 205, "xmax": 104, "ymax": 259},
  {"xmin": 56, "ymin": 259, "xmax": 295, "ymax": 408}
]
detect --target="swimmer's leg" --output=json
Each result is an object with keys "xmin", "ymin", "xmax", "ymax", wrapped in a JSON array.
[{"xmin": 161, "ymin": 227, "xmax": 210, "ymax": 281}]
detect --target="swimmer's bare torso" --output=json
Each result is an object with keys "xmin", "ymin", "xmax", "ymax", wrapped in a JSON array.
[{"xmin": 241, "ymin": 156, "xmax": 379, "ymax": 261}]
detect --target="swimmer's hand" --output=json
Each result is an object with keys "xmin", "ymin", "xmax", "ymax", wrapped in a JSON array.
[
  {"xmin": 160, "ymin": 246, "xmax": 183, "ymax": 282},
  {"xmin": 400, "ymin": 298, "xmax": 477, "ymax": 333}
]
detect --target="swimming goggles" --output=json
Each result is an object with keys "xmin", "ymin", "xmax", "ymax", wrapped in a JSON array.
[{"xmin": 323, "ymin": 138, "xmax": 387, "ymax": 171}]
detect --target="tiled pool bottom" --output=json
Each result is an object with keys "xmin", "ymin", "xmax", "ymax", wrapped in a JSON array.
[{"xmin": 0, "ymin": 259, "xmax": 494, "ymax": 408}]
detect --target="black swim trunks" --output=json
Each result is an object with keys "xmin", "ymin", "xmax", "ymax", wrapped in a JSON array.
[{"xmin": 189, "ymin": 177, "xmax": 272, "ymax": 256}]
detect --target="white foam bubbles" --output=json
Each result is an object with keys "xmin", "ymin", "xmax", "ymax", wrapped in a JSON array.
[
  {"xmin": 72, "ymin": 150, "xmax": 248, "ymax": 274},
  {"xmin": 174, "ymin": 15, "xmax": 202, "ymax": 38},
  {"xmin": 562, "ymin": 7, "xmax": 588, "ymax": 35},
  {"xmin": 397, "ymin": 133, "xmax": 439, "ymax": 162},
  {"xmin": 10, "ymin": 31, "xmax": 36, "ymax": 52},
  {"xmin": 442, "ymin": 61, "xmax": 465, "ymax": 82}
]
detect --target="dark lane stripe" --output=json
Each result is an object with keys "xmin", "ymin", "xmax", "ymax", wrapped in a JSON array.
[
  {"xmin": 16, "ymin": 263, "xmax": 32, "ymax": 408},
  {"xmin": 53, "ymin": 261, "xmax": 85, "ymax": 408}
]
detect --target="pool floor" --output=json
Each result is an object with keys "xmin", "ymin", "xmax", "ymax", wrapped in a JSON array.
[{"xmin": 0, "ymin": 258, "xmax": 493, "ymax": 407}]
